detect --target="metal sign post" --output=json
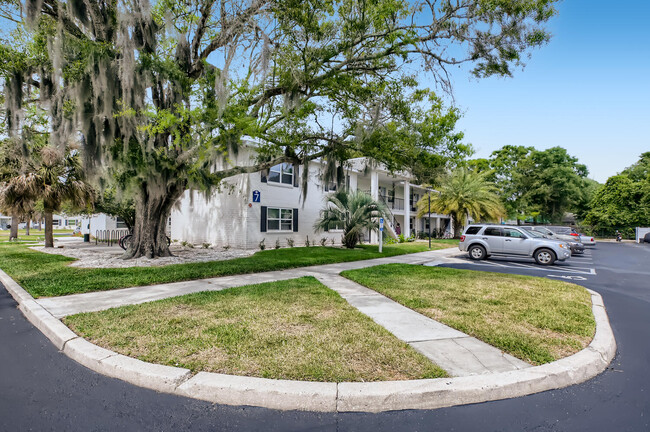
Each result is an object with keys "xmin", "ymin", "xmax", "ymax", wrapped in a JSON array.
[{"xmin": 379, "ymin": 217, "xmax": 384, "ymax": 253}]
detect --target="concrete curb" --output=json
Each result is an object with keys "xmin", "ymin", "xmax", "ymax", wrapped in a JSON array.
[
  {"xmin": 176, "ymin": 372, "xmax": 338, "ymax": 412},
  {"xmin": 0, "ymin": 268, "xmax": 616, "ymax": 413}
]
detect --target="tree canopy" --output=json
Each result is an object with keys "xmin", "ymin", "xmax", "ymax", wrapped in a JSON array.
[
  {"xmin": 476, "ymin": 145, "xmax": 593, "ymax": 223},
  {"xmin": 583, "ymin": 153, "xmax": 650, "ymax": 234},
  {"xmin": 2, "ymin": 0, "xmax": 560, "ymax": 257}
]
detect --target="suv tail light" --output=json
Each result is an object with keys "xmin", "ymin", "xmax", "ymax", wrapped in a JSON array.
[
  {"xmin": 460, "ymin": 235, "xmax": 466, "ymax": 242},
  {"xmin": 570, "ymin": 233, "xmax": 579, "ymax": 237}
]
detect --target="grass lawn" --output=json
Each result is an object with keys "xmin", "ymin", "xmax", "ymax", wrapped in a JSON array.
[
  {"xmin": 341, "ymin": 264, "xmax": 595, "ymax": 365},
  {"xmin": 0, "ymin": 241, "xmax": 453, "ymax": 298},
  {"xmin": 64, "ymin": 277, "xmax": 447, "ymax": 382},
  {"xmin": 0, "ymin": 229, "xmax": 75, "ymax": 243}
]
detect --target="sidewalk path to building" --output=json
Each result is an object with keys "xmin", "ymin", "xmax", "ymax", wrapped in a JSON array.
[
  {"xmin": 311, "ymin": 272, "xmax": 530, "ymax": 376},
  {"xmin": 35, "ymin": 247, "xmax": 542, "ymax": 376},
  {"xmin": 36, "ymin": 247, "xmax": 464, "ymax": 318},
  {"xmin": 1, "ymin": 247, "xmax": 616, "ymax": 412}
]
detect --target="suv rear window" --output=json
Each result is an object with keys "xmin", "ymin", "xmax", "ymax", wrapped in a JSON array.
[
  {"xmin": 484, "ymin": 227, "xmax": 502, "ymax": 236},
  {"xmin": 464, "ymin": 226, "xmax": 481, "ymax": 235}
]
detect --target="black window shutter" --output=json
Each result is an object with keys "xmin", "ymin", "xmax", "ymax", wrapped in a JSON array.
[
  {"xmin": 293, "ymin": 208, "xmax": 299, "ymax": 232},
  {"xmin": 261, "ymin": 169, "xmax": 268, "ymax": 183},
  {"xmin": 293, "ymin": 164, "xmax": 299, "ymax": 187},
  {"xmin": 260, "ymin": 206, "xmax": 267, "ymax": 232}
]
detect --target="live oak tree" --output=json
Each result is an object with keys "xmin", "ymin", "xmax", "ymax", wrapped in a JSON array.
[
  {"xmin": 4, "ymin": 0, "xmax": 559, "ymax": 258},
  {"xmin": 486, "ymin": 145, "xmax": 592, "ymax": 224},
  {"xmin": 514, "ymin": 147, "xmax": 589, "ymax": 223},
  {"xmin": 488, "ymin": 145, "xmax": 534, "ymax": 220}
]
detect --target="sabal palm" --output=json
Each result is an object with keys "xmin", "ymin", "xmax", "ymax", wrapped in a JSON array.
[
  {"xmin": 314, "ymin": 189, "xmax": 387, "ymax": 248},
  {"xmin": 0, "ymin": 139, "xmax": 33, "ymax": 239},
  {"xmin": 0, "ymin": 176, "xmax": 34, "ymax": 240},
  {"xmin": 20, "ymin": 146, "xmax": 93, "ymax": 247},
  {"xmin": 417, "ymin": 168, "xmax": 504, "ymax": 237}
]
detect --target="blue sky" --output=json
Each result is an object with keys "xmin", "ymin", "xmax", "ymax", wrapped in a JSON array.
[{"xmin": 442, "ymin": 0, "xmax": 650, "ymax": 183}]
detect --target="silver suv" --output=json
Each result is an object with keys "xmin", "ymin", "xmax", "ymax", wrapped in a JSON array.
[
  {"xmin": 459, "ymin": 224, "xmax": 571, "ymax": 265},
  {"xmin": 522, "ymin": 226, "xmax": 585, "ymax": 255},
  {"xmin": 544, "ymin": 226, "xmax": 580, "ymax": 242}
]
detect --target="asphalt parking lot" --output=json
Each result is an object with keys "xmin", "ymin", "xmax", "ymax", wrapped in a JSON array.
[{"xmin": 430, "ymin": 247, "xmax": 599, "ymax": 281}]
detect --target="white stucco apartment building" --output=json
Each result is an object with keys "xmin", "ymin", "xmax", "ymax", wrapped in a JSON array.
[
  {"xmin": 80, "ymin": 213, "xmax": 128, "ymax": 236},
  {"xmin": 170, "ymin": 145, "xmax": 453, "ymax": 249}
]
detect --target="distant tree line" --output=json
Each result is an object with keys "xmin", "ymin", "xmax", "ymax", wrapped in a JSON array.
[
  {"xmin": 467, "ymin": 146, "xmax": 598, "ymax": 225},
  {"xmin": 583, "ymin": 153, "xmax": 650, "ymax": 236}
]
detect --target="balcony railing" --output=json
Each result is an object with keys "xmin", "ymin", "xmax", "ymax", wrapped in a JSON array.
[
  {"xmin": 362, "ymin": 190, "xmax": 409, "ymax": 211},
  {"xmin": 379, "ymin": 195, "xmax": 404, "ymax": 211}
]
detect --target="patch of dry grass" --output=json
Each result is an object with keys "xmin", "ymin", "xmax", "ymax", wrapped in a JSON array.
[
  {"xmin": 342, "ymin": 265, "xmax": 595, "ymax": 365},
  {"xmin": 64, "ymin": 277, "xmax": 446, "ymax": 382}
]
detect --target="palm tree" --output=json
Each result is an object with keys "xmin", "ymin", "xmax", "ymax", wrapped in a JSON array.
[
  {"xmin": 0, "ymin": 177, "xmax": 33, "ymax": 241},
  {"xmin": 2, "ymin": 145, "xmax": 93, "ymax": 247},
  {"xmin": 29, "ymin": 146, "xmax": 94, "ymax": 247},
  {"xmin": 314, "ymin": 189, "xmax": 388, "ymax": 249},
  {"xmin": 0, "ymin": 139, "xmax": 31, "ymax": 240},
  {"xmin": 417, "ymin": 168, "xmax": 505, "ymax": 238}
]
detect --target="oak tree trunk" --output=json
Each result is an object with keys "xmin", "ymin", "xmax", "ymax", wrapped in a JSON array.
[
  {"xmin": 122, "ymin": 182, "xmax": 184, "ymax": 259},
  {"xmin": 44, "ymin": 211, "xmax": 54, "ymax": 247},
  {"xmin": 10, "ymin": 213, "xmax": 19, "ymax": 240}
]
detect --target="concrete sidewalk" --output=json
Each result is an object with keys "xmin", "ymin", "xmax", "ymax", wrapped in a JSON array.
[
  {"xmin": 36, "ymin": 246, "xmax": 532, "ymax": 376},
  {"xmin": 0, "ymin": 246, "xmax": 617, "ymax": 412},
  {"xmin": 311, "ymin": 272, "xmax": 530, "ymax": 376},
  {"xmin": 36, "ymin": 247, "xmax": 463, "ymax": 318},
  {"xmin": 36, "ymin": 246, "xmax": 529, "ymax": 377}
]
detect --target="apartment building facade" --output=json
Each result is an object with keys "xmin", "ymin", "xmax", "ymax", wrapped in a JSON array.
[{"xmin": 170, "ymin": 146, "xmax": 453, "ymax": 249}]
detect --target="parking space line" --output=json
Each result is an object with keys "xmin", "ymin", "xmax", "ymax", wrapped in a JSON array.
[
  {"xmin": 455, "ymin": 258, "xmax": 596, "ymax": 275},
  {"xmin": 475, "ymin": 261, "xmax": 511, "ymax": 268},
  {"xmin": 504, "ymin": 262, "xmax": 547, "ymax": 270}
]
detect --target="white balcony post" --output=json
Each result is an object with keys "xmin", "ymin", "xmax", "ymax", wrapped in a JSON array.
[
  {"xmin": 404, "ymin": 182, "xmax": 410, "ymax": 237},
  {"xmin": 349, "ymin": 172, "xmax": 358, "ymax": 191},
  {"xmin": 370, "ymin": 171, "xmax": 379, "ymax": 244}
]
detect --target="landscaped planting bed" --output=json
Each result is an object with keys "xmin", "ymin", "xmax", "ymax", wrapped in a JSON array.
[
  {"xmin": 342, "ymin": 264, "xmax": 595, "ymax": 365},
  {"xmin": 64, "ymin": 277, "xmax": 447, "ymax": 382}
]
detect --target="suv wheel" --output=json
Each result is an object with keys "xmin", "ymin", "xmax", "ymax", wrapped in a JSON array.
[
  {"xmin": 468, "ymin": 244, "xmax": 487, "ymax": 260},
  {"xmin": 534, "ymin": 248, "xmax": 556, "ymax": 265}
]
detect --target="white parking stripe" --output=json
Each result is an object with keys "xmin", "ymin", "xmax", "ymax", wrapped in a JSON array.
[{"xmin": 457, "ymin": 258, "xmax": 596, "ymax": 275}]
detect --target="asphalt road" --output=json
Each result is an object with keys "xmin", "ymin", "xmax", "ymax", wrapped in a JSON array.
[{"xmin": 1, "ymin": 242, "xmax": 648, "ymax": 431}]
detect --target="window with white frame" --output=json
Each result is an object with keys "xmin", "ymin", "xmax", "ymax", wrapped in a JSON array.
[
  {"xmin": 327, "ymin": 221, "xmax": 344, "ymax": 231},
  {"xmin": 268, "ymin": 163, "xmax": 293, "ymax": 185},
  {"xmin": 267, "ymin": 208, "xmax": 293, "ymax": 231}
]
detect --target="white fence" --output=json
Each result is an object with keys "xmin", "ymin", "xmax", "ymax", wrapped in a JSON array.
[{"xmin": 635, "ymin": 227, "xmax": 650, "ymax": 243}]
